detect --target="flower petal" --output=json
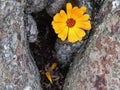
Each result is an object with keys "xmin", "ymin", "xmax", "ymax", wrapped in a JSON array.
[
  {"xmin": 79, "ymin": 6, "xmax": 87, "ymax": 14},
  {"xmin": 74, "ymin": 28, "xmax": 86, "ymax": 39},
  {"xmin": 53, "ymin": 11, "xmax": 67, "ymax": 23},
  {"xmin": 71, "ymin": 7, "xmax": 79, "ymax": 15},
  {"xmin": 58, "ymin": 26, "xmax": 68, "ymax": 41},
  {"xmin": 78, "ymin": 21, "xmax": 91, "ymax": 30},
  {"xmin": 50, "ymin": 63, "xmax": 57, "ymax": 70},
  {"xmin": 60, "ymin": 10, "xmax": 67, "ymax": 21},
  {"xmin": 68, "ymin": 28, "xmax": 79, "ymax": 43},
  {"xmin": 71, "ymin": 7, "xmax": 84, "ymax": 19},
  {"xmin": 45, "ymin": 72, "xmax": 52, "ymax": 83},
  {"xmin": 53, "ymin": 13, "xmax": 61, "ymax": 22},
  {"xmin": 52, "ymin": 21, "xmax": 66, "ymax": 34},
  {"xmin": 79, "ymin": 14, "xmax": 90, "ymax": 21},
  {"xmin": 66, "ymin": 3, "xmax": 72, "ymax": 18}
]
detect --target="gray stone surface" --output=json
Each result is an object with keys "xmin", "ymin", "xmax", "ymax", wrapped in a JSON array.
[
  {"xmin": 25, "ymin": 0, "xmax": 48, "ymax": 13},
  {"xmin": 26, "ymin": 15, "xmax": 38, "ymax": 43},
  {"xmin": 63, "ymin": 0, "xmax": 120, "ymax": 90},
  {"xmin": 54, "ymin": 0, "xmax": 93, "ymax": 66},
  {"xmin": 46, "ymin": 0, "xmax": 66, "ymax": 16},
  {"xmin": 0, "ymin": 0, "xmax": 42, "ymax": 90}
]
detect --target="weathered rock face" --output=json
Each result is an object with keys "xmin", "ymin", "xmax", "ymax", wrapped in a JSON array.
[
  {"xmin": 46, "ymin": 0, "xmax": 66, "ymax": 16},
  {"xmin": 0, "ymin": 0, "xmax": 43, "ymax": 90},
  {"xmin": 55, "ymin": 0, "xmax": 93, "ymax": 66},
  {"xmin": 0, "ymin": 0, "xmax": 66, "ymax": 89},
  {"xmin": 25, "ymin": 0, "xmax": 48, "ymax": 13},
  {"xmin": 63, "ymin": 0, "xmax": 120, "ymax": 90},
  {"xmin": 25, "ymin": 0, "xmax": 66, "ymax": 16},
  {"xmin": 1, "ymin": 0, "xmax": 120, "ymax": 90}
]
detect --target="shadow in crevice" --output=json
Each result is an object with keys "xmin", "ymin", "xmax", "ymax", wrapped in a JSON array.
[{"xmin": 29, "ymin": 10, "xmax": 69, "ymax": 90}]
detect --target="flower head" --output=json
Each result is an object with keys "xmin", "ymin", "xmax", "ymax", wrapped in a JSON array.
[
  {"xmin": 50, "ymin": 63, "xmax": 57, "ymax": 70},
  {"xmin": 45, "ymin": 63, "xmax": 57, "ymax": 83},
  {"xmin": 45, "ymin": 71, "xmax": 52, "ymax": 83},
  {"xmin": 52, "ymin": 3, "xmax": 91, "ymax": 43}
]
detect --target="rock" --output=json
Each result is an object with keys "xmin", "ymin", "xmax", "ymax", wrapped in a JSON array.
[
  {"xmin": 54, "ymin": 1, "xmax": 93, "ymax": 66},
  {"xmin": 70, "ymin": 0, "xmax": 92, "ymax": 15},
  {"xmin": 55, "ymin": 38, "xmax": 88, "ymax": 67},
  {"xmin": 26, "ymin": 15, "xmax": 38, "ymax": 43},
  {"xmin": 25, "ymin": 0, "xmax": 48, "ymax": 13},
  {"xmin": 0, "ymin": 0, "xmax": 42, "ymax": 89},
  {"xmin": 63, "ymin": 0, "xmax": 120, "ymax": 90},
  {"xmin": 46, "ymin": 0, "xmax": 66, "ymax": 16}
]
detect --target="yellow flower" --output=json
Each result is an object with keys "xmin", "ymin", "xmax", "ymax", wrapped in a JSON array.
[
  {"xmin": 45, "ymin": 63, "xmax": 57, "ymax": 83},
  {"xmin": 52, "ymin": 3, "xmax": 91, "ymax": 43},
  {"xmin": 50, "ymin": 63, "xmax": 57, "ymax": 70},
  {"xmin": 45, "ymin": 71, "xmax": 53, "ymax": 83}
]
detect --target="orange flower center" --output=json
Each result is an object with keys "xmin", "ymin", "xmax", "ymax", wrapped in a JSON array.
[{"xmin": 66, "ymin": 18, "xmax": 75, "ymax": 28}]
